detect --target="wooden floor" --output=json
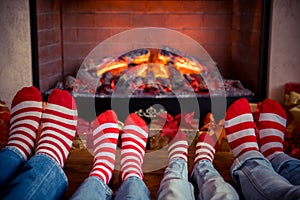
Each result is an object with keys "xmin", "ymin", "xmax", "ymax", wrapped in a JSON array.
[{"xmin": 62, "ymin": 139, "xmax": 239, "ymax": 199}]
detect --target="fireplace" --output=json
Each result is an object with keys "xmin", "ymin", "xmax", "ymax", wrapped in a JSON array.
[{"xmin": 31, "ymin": 0, "xmax": 269, "ymax": 124}]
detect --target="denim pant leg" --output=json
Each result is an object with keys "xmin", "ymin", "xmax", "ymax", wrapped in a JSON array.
[
  {"xmin": 157, "ymin": 158, "xmax": 195, "ymax": 200},
  {"xmin": 271, "ymin": 153, "xmax": 300, "ymax": 185},
  {"xmin": 70, "ymin": 176, "xmax": 113, "ymax": 200},
  {"xmin": 0, "ymin": 153, "xmax": 68, "ymax": 200},
  {"xmin": 0, "ymin": 147, "xmax": 26, "ymax": 188},
  {"xmin": 191, "ymin": 160, "xmax": 239, "ymax": 200},
  {"xmin": 231, "ymin": 150, "xmax": 300, "ymax": 200},
  {"xmin": 114, "ymin": 176, "xmax": 150, "ymax": 200}
]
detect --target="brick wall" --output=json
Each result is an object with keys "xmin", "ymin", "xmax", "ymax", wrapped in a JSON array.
[
  {"xmin": 36, "ymin": 0, "xmax": 262, "ymax": 95},
  {"xmin": 61, "ymin": 0, "xmax": 233, "ymax": 78},
  {"xmin": 37, "ymin": 0, "xmax": 62, "ymax": 92},
  {"xmin": 231, "ymin": 0, "xmax": 262, "ymax": 95}
]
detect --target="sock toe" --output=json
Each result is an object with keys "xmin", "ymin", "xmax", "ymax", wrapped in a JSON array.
[
  {"xmin": 12, "ymin": 86, "xmax": 42, "ymax": 108},
  {"xmin": 124, "ymin": 113, "xmax": 148, "ymax": 133},
  {"xmin": 47, "ymin": 89, "xmax": 77, "ymax": 110},
  {"xmin": 260, "ymin": 99, "xmax": 286, "ymax": 119},
  {"xmin": 93, "ymin": 110, "xmax": 118, "ymax": 129},
  {"xmin": 225, "ymin": 98, "xmax": 251, "ymax": 121}
]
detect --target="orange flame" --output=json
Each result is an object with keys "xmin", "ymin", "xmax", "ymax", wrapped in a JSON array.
[
  {"xmin": 158, "ymin": 53, "xmax": 170, "ymax": 65},
  {"xmin": 174, "ymin": 57, "xmax": 203, "ymax": 75},
  {"xmin": 132, "ymin": 51, "xmax": 150, "ymax": 65},
  {"xmin": 96, "ymin": 60, "xmax": 128, "ymax": 76}
]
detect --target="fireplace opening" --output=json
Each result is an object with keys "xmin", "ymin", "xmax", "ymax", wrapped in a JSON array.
[
  {"xmin": 71, "ymin": 43, "xmax": 254, "ymax": 124},
  {"xmin": 32, "ymin": 0, "xmax": 269, "ymax": 124}
]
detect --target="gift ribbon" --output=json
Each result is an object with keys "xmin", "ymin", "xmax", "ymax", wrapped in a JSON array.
[
  {"xmin": 284, "ymin": 91, "xmax": 300, "ymax": 133},
  {"xmin": 155, "ymin": 112, "xmax": 195, "ymax": 139}
]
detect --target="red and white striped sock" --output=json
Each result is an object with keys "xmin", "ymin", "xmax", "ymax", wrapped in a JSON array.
[
  {"xmin": 6, "ymin": 87, "xmax": 42, "ymax": 160},
  {"xmin": 36, "ymin": 89, "xmax": 77, "ymax": 167},
  {"xmin": 258, "ymin": 99, "xmax": 286, "ymax": 161},
  {"xmin": 224, "ymin": 98, "xmax": 259, "ymax": 158},
  {"xmin": 194, "ymin": 133, "xmax": 216, "ymax": 163},
  {"xmin": 168, "ymin": 131, "xmax": 188, "ymax": 162},
  {"xmin": 120, "ymin": 113, "xmax": 148, "ymax": 181},
  {"xmin": 89, "ymin": 110, "xmax": 119, "ymax": 184}
]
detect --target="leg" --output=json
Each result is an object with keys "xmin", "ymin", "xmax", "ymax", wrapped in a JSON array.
[
  {"xmin": 0, "ymin": 86, "xmax": 42, "ymax": 187},
  {"xmin": 1, "ymin": 89, "xmax": 77, "ymax": 199},
  {"xmin": 225, "ymin": 98, "xmax": 300, "ymax": 200},
  {"xmin": 157, "ymin": 131, "xmax": 195, "ymax": 200},
  {"xmin": 115, "ymin": 113, "xmax": 150, "ymax": 200},
  {"xmin": 258, "ymin": 98, "xmax": 300, "ymax": 185},
  {"xmin": 71, "ymin": 177, "xmax": 113, "ymax": 200},
  {"xmin": 115, "ymin": 176, "xmax": 150, "ymax": 200},
  {"xmin": 0, "ymin": 154, "xmax": 68, "ymax": 199},
  {"xmin": 231, "ymin": 151, "xmax": 300, "ymax": 200},
  {"xmin": 272, "ymin": 153, "xmax": 300, "ymax": 185},
  {"xmin": 191, "ymin": 133, "xmax": 238, "ymax": 200},
  {"xmin": 71, "ymin": 110, "xmax": 119, "ymax": 200},
  {"xmin": 0, "ymin": 147, "xmax": 26, "ymax": 188}
]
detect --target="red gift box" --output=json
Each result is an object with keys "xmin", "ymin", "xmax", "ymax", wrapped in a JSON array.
[
  {"xmin": 0, "ymin": 101, "xmax": 10, "ymax": 149},
  {"xmin": 284, "ymin": 83, "xmax": 300, "ymax": 156}
]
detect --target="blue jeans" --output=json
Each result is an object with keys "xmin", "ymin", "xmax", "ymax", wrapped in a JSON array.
[
  {"xmin": 71, "ymin": 176, "xmax": 150, "ymax": 200},
  {"xmin": 157, "ymin": 158, "xmax": 239, "ymax": 200},
  {"xmin": 271, "ymin": 152, "xmax": 300, "ymax": 185},
  {"xmin": 0, "ymin": 147, "xmax": 68, "ymax": 199},
  {"xmin": 231, "ymin": 151, "xmax": 300, "ymax": 200},
  {"xmin": 157, "ymin": 158, "xmax": 195, "ymax": 200}
]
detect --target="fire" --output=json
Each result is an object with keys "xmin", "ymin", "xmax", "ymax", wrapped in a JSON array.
[
  {"xmin": 174, "ymin": 57, "xmax": 203, "ymax": 75},
  {"xmin": 96, "ymin": 60, "xmax": 128, "ymax": 76},
  {"xmin": 132, "ymin": 51, "xmax": 150, "ymax": 65},
  {"xmin": 96, "ymin": 48, "xmax": 203, "ymax": 79},
  {"xmin": 158, "ymin": 53, "xmax": 170, "ymax": 65},
  {"xmin": 76, "ymin": 48, "xmax": 254, "ymax": 97},
  {"xmin": 135, "ymin": 63, "xmax": 169, "ymax": 79}
]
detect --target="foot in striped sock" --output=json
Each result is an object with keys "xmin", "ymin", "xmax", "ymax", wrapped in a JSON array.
[
  {"xmin": 224, "ymin": 98, "xmax": 259, "ymax": 158},
  {"xmin": 120, "ymin": 113, "xmax": 148, "ymax": 181},
  {"xmin": 36, "ymin": 89, "xmax": 77, "ymax": 167},
  {"xmin": 258, "ymin": 99, "xmax": 286, "ymax": 161},
  {"xmin": 194, "ymin": 133, "xmax": 216, "ymax": 163},
  {"xmin": 89, "ymin": 110, "xmax": 119, "ymax": 184},
  {"xmin": 168, "ymin": 131, "xmax": 188, "ymax": 162},
  {"xmin": 6, "ymin": 87, "xmax": 42, "ymax": 161}
]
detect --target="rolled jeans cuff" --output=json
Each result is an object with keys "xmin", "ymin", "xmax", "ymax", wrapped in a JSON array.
[
  {"xmin": 3, "ymin": 146, "xmax": 26, "ymax": 162},
  {"xmin": 231, "ymin": 150, "xmax": 269, "ymax": 175},
  {"xmin": 271, "ymin": 152, "xmax": 298, "ymax": 172},
  {"xmin": 70, "ymin": 176, "xmax": 113, "ymax": 200}
]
